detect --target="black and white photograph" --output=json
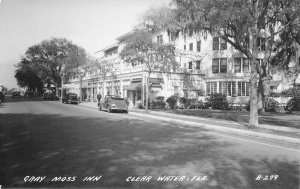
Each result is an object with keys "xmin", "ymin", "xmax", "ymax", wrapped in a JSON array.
[{"xmin": 0, "ymin": 0, "xmax": 299, "ymax": 188}]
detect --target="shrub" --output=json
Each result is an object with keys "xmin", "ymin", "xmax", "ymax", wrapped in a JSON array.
[
  {"xmin": 166, "ymin": 95, "xmax": 178, "ymax": 109},
  {"xmin": 150, "ymin": 100, "xmax": 166, "ymax": 109},
  {"xmin": 205, "ymin": 93, "xmax": 229, "ymax": 110},
  {"xmin": 265, "ymin": 98, "xmax": 279, "ymax": 112},
  {"xmin": 188, "ymin": 98, "xmax": 198, "ymax": 109},
  {"xmin": 245, "ymin": 101, "xmax": 250, "ymax": 111},
  {"xmin": 197, "ymin": 100, "xmax": 207, "ymax": 109},
  {"xmin": 179, "ymin": 97, "xmax": 188, "ymax": 108},
  {"xmin": 280, "ymin": 88, "xmax": 300, "ymax": 98},
  {"xmin": 136, "ymin": 100, "xmax": 144, "ymax": 109},
  {"xmin": 137, "ymin": 103, "xmax": 144, "ymax": 109},
  {"xmin": 179, "ymin": 97, "xmax": 200, "ymax": 109},
  {"xmin": 285, "ymin": 97, "xmax": 300, "ymax": 111}
]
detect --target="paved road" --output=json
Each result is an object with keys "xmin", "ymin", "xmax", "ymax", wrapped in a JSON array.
[{"xmin": 0, "ymin": 97, "xmax": 299, "ymax": 189}]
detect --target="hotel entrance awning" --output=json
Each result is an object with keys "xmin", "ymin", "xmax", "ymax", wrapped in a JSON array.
[{"xmin": 127, "ymin": 82, "xmax": 141, "ymax": 91}]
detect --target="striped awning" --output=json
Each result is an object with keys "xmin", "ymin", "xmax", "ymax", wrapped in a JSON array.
[
  {"xmin": 150, "ymin": 83, "xmax": 162, "ymax": 88},
  {"xmin": 127, "ymin": 82, "xmax": 141, "ymax": 91},
  {"xmin": 131, "ymin": 78, "xmax": 142, "ymax": 83},
  {"xmin": 149, "ymin": 78, "xmax": 164, "ymax": 84}
]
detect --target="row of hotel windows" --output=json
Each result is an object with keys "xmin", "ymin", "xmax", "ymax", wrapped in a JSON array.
[
  {"xmin": 212, "ymin": 58, "xmax": 256, "ymax": 73},
  {"xmin": 183, "ymin": 37, "xmax": 225, "ymax": 52},
  {"xmin": 186, "ymin": 60, "xmax": 201, "ymax": 70},
  {"xmin": 182, "ymin": 36, "xmax": 266, "ymax": 52},
  {"xmin": 206, "ymin": 81, "xmax": 250, "ymax": 96},
  {"xmin": 185, "ymin": 57, "xmax": 257, "ymax": 72}
]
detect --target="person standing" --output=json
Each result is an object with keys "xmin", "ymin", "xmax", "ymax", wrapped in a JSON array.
[{"xmin": 97, "ymin": 92, "xmax": 102, "ymax": 106}]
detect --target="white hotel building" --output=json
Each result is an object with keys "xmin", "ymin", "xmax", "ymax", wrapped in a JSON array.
[{"xmin": 65, "ymin": 29, "xmax": 299, "ymax": 107}]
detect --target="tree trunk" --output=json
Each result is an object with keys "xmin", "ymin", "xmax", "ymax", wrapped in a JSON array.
[
  {"xmin": 79, "ymin": 77, "xmax": 83, "ymax": 103},
  {"xmin": 111, "ymin": 79, "xmax": 114, "ymax": 96},
  {"xmin": 249, "ymin": 57, "xmax": 259, "ymax": 128},
  {"xmin": 257, "ymin": 77, "xmax": 266, "ymax": 112},
  {"xmin": 145, "ymin": 72, "xmax": 150, "ymax": 112}
]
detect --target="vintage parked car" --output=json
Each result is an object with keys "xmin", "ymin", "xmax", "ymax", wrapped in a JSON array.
[
  {"xmin": 98, "ymin": 95, "xmax": 128, "ymax": 113},
  {"xmin": 44, "ymin": 92, "xmax": 56, "ymax": 100},
  {"xmin": 62, "ymin": 93, "xmax": 79, "ymax": 104},
  {"xmin": 12, "ymin": 91, "xmax": 21, "ymax": 98},
  {"xmin": 23, "ymin": 91, "xmax": 34, "ymax": 98},
  {"xmin": 0, "ymin": 91, "xmax": 5, "ymax": 104}
]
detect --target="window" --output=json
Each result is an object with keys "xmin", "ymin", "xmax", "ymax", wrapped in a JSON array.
[
  {"xmin": 212, "ymin": 59, "xmax": 219, "ymax": 73},
  {"xmin": 212, "ymin": 58, "xmax": 227, "ymax": 73},
  {"xmin": 174, "ymin": 86, "xmax": 179, "ymax": 96},
  {"xmin": 170, "ymin": 32, "xmax": 176, "ymax": 42},
  {"xmin": 219, "ymin": 81, "xmax": 228, "ymax": 96},
  {"xmin": 257, "ymin": 37, "xmax": 265, "ymax": 51},
  {"xmin": 220, "ymin": 38, "xmax": 227, "ymax": 50},
  {"xmin": 206, "ymin": 82, "xmax": 217, "ymax": 95},
  {"xmin": 184, "ymin": 45, "xmax": 186, "ymax": 50},
  {"xmin": 243, "ymin": 59, "xmax": 250, "ymax": 72},
  {"xmin": 256, "ymin": 58, "xmax": 263, "ymax": 67},
  {"xmin": 220, "ymin": 58, "xmax": 227, "ymax": 73},
  {"xmin": 238, "ymin": 81, "xmax": 249, "ymax": 96},
  {"xmin": 157, "ymin": 35, "xmax": 163, "ymax": 44},
  {"xmin": 213, "ymin": 37, "xmax": 227, "ymax": 50},
  {"xmin": 227, "ymin": 81, "xmax": 236, "ymax": 97},
  {"xmin": 188, "ymin": 29, "xmax": 193, "ymax": 37},
  {"xmin": 234, "ymin": 58, "xmax": 242, "ymax": 73},
  {"xmin": 196, "ymin": 60, "xmax": 201, "ymax": 70},
  {"xmin": 244, "ymin": 35, "xmax": 250, "ymax": 48},
  {"xmin": 270, "ymin": 86, "xmax": 277, "ymax": 93},
  {"xmin": 197, "ymin": 41, "xmax": 201, "ymax": 52},
  {"xmin": 189, "ymin": 43, "xmax": 193, "ymax": 51},
  {"xmin": 213, "ymin": 37, "xmax": 219, "ymax": 50},
  {"xmin": 188, "ymin": 62, "xmax": 193, "ymax": 69}
]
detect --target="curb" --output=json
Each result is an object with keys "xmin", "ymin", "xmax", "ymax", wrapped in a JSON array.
[
  {"xmin": 145, "ymin": 111, "xmax": 300, "ymax": 134},
  {"xmin": 129, "ymin": 112, "xmax": 300, "ymax": 145},
  {"xmin": 78, "ymin": 103, "xmax": 300, "ymax": 145}
]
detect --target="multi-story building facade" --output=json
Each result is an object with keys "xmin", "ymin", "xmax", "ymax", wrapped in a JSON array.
[{"xmin": 66, "ymin": 28, "xmax": 299, "ymax": 107}]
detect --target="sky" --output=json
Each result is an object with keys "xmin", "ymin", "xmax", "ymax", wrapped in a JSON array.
[{"xmin": 0, "ymin": 0, "xmax": 170, "ymax": 89}]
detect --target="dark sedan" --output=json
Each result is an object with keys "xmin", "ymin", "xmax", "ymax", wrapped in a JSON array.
[
  {"xmin": 98, "ymin": 95, "xmax": 128, "ymax": 113},
  {"xmin": 62, "ymin": 93, "xmax": 79, "ymax": 104},
  {"xmin": 12, "ymin": 91, "xmax": 21, "ymax": 98}
]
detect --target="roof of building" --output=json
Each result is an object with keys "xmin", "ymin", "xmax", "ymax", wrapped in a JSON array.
[
  {"xmin": 95, "ymin": 43, "xmax": 119, "ymax": 54},
  {"xmin": 115, "ymin": 30, "xmax": 136, "ymax": 42}
]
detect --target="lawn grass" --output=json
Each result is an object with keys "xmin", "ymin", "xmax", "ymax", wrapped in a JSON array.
[{"xmin": 157, "ymin": 109, "xmax": 300, "ymax": 129}]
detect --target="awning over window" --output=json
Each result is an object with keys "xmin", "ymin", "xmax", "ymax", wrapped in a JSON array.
[
  {"xmin": 149, "ymin": 78, "xmax": 164, "ymax": 88},
  {"xmin": 149, "ymin": 78, "xmax": 164, "ymax": 84},
  {"xmin": 131, "ymin": 78, "xmax": 142, "ymax": 83},
  {"xmin": 127, "ymin": 82, "xmax": 141, "ymax": 91},
  {"xmin": 269, "ymin": 80, "xmax": 281, "ymax": 86},
  {"xmin": 150, "ymin": 83, "xmax": 162, "ymax": 88}
]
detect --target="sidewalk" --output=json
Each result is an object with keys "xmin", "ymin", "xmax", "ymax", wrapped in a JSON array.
[{"xmin": 78, "ymin": 101, "xmax": 300, "ymax": 145}]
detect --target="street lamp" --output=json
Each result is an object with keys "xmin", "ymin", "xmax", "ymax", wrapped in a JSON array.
[{"xmin": 60, "ymin": 64, "xmax": 66, "ymax": 103}]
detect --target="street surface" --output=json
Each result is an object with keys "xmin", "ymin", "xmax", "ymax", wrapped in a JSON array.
[{"xmin": 0, "ymin": 96, "xmax": 299, "ymax": 189}]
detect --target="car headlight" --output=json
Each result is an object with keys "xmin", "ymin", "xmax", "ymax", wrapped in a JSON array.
[{"xmin": 111, "ymin": 104, "xmax": 116, "ymax": 107}]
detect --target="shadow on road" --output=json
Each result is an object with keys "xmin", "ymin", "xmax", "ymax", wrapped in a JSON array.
[{"xmin": 0, "ymin": 113, "xmax": 298, "ymax": 188}]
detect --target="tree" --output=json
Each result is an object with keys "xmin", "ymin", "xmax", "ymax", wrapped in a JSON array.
[
  {"xmin": 15, "ymin": 38, "xmax": 89, "ymax": 96},
  {"xmin": 172, "ymin": 0, "xmax": 300, "ymax": 127},
  {"xmin": 120, "ymin": 30, "xmax": 178, "ymax": 112},
  {"xmin": 15, "ymin": 58, "xmax": 44, "ymax": 93}
]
